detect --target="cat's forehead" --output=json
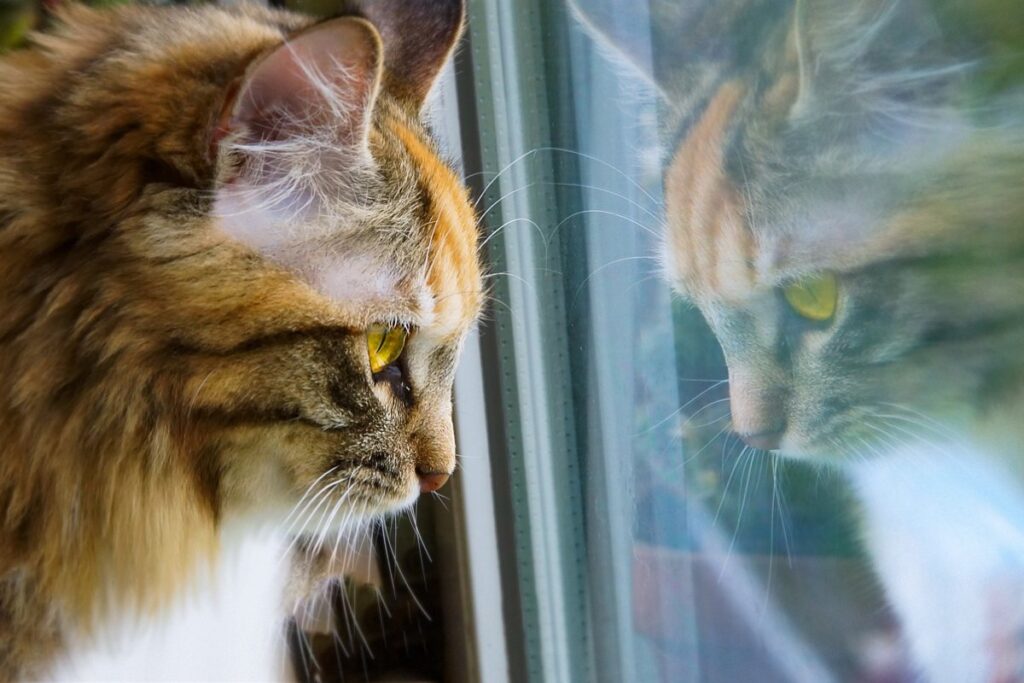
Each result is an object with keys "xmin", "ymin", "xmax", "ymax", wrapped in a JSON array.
[
  {"xmin": 388, "ymin": 117, "xmax": 482, "ymax": 341},
  {"xmin": 661, "ymin": 80, "xmax": 895, "ymax": 305},
  {"xmin": 663, "ymin": 81, "xmax": 764, "ymax": 304}
]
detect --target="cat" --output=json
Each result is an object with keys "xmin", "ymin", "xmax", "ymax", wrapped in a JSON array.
[
  {"xmin": 573, "ymin": 0, "xmax": 1024, "ymax": 679},
  {"xmin": 0, "ymin": 0, "xmax": 481, "ymax": 678}
]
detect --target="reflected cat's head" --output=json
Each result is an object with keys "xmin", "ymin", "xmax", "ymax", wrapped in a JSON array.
[{"xmin": 574, "ymin": 0, "xmax": 1024, "ymax": 460}]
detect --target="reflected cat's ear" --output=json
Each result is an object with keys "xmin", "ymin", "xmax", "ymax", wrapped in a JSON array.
[
  {"xmin": 340, "ymin": 0, "xmax": 465, "ymax": 109},
  {"xmin": 789, "ymin": 0, "xmax": 815, "ymax": 118},
  {"xmin": 569, "ymin": 0, "xmax": 785, "ymax": 101},
  {"xmin": 218, "ymin": 17, "xmax": 383, "ymax": 154},
  {"xmin": 568, "ymin": 0, "xmax": 657, "ymax": 89},
  {"xmin": 784, "ymin": 0, "xmax": 952, "ymax": 120}
]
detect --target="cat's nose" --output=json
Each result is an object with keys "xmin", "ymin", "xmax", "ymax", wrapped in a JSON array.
[
  {"xmin": 737, "ymin": 428, "xmax": 784, "ymax": 451},
  {"xmin": 416, "ymin": 468, "xmax": 450, "ymax": 493}
]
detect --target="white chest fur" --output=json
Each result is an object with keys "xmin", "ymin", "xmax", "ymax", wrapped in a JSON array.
[
  {"xmin": 54, "ymin": 529, "xmax": 291, "ymax": 682},
  {"xmin": 850, "ymin": 445, "xmax": 1024, "ymax": 683}
]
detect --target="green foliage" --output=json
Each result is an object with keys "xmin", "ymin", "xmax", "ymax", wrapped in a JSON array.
[
  {"xmin": 0, "ymin": 0, "xmax": 217, "ymax": 53},
  {"xmin": 930, "ymin": 0, "xmax": 1024, "ymax": 102},
  {"xmin": 0, "ymin": 0, "xmax": 37, "ymax": 51}
]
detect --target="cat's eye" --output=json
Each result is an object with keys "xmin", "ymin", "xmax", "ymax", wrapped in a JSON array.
[
  {"xmin": 783, "ymin": 273, "xmax": 839, "ymax": 322},
  {"xmin": 366, "ymin": 324, "xmax": 408, "ymax": 374}
]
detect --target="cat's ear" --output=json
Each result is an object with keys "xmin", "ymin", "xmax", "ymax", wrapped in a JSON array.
[
  {"xmin": 219, "ymin": 17, "xmax": 383, "ymax": 152},
  {"xmin": 788, "ymin": 0, "xmax": 815, "ymax": 118},
  {"xmin": 785, "ymin": 0, "xmax": 948, "ymax": 120},
  {"xmin": 340, "ymin": 0, "xmax": 465, "ymax": 109}
]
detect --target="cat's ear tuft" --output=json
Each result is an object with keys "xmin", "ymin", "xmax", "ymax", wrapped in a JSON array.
[
  {"xmin": 341, "ymin": 0, "xmax": 465, "ymax": 109},
  {"xmin": 220, "ymin": 17, "xmax": 384, "ymax": 152}
]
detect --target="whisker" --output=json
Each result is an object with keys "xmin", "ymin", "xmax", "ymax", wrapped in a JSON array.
[
  {"xmin": 472, "ymin": 148, "xmax": 543, "ymax": 210},
  {"xmin": 675, "ymin": 419, "xmax": 735, "ymax": 471},
  {"xmin": 550, "ymin": 180, "xmax": 663, "ymax": 222},
  {"xmin": 713, "ymin": 444, "xmax": 752, "ymax": 529},
  {"xmin": 407, "ymin": 505, "xmax": 433, "ymax": 564},
  {"xmin": 636, "ymin": 379, "xmax": 729, "ymax": 436},
  {"xmin": 479, "ymin": 215, "xmax": 546, "ymax": 250},
  {"xmin": 720, "ymin": 447, "xmax": 762, "ymax": 580},
  {"xmin": 279, "ymin": 477, "xmax": 346, "ymax": 541},
  {"xmin": 546, "ymin": 208, "xmax": 659, "ymax": 246},
  {"xmin": 277, "ymin": 466, "xmax": 340, "ymax": 534},
  {"xmin": 534, "ymin": 146, "xmax": 663, "ymax": 207},
  {"xmin": 571, "ymin": 255, "xmax": 659, "ymax": 305},
  {"xmin": 477, "ymin": 182, "xmax": 536, "ymax": 221},
  {"xmin": 680, "ymin": 397, "xmax": 733, "ymax": 430}
]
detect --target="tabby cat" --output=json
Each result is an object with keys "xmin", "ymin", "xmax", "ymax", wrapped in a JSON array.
[
  {"xmin": 575, "ymin": 0, "xmax": 1024, "ymax": 679},
  {"xmin": 0, "ymin": 0, "xmax": 481, "ymax": 678}
]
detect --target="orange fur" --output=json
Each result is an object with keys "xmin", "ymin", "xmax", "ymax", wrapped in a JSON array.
[
  {"xmin": 664, "ymin": 81, "xmax": 755, "ymax": 303},
  {"xmin": 391, "ymin": 119, "xmax": 483, "ymax": 339}
]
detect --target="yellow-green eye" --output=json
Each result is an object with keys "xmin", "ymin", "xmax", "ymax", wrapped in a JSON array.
[
  {"xmin": 367, "ymin": 324, "xmax": 408, "ymax": 374},
  {"xmin": 783, "ymin": 273, "xmax": 839, "ymax": 321}
]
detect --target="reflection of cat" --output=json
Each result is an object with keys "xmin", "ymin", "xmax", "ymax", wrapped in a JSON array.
[
  {"xmin": 574, "ymin": 0, "xmax": 1024, "ymax": 678},
  {"xmin": 0, "ymin": 0, "xmax": 480, "ymax": 678}
]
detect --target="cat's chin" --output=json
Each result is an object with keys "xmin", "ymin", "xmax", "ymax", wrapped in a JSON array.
[
  {"xmin": 241, "ymin": 466, "xmax": 422, "ymax": 539},
  {"xmin": 357, "ymin": 482, "xmax": 422, "ymax": 517}
]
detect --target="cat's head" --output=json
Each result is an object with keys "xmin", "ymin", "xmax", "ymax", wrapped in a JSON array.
[
  {"xmin": 0, "ymin": 0, "xmax": 480, "ymax": 529},
  {"xmin": 573, "ymin": 0, "xmax": 1024, "ymax": 462}
]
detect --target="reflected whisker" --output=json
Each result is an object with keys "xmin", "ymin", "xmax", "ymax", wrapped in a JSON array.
[
  {"xmin": 545, "ymin": 208, "xmax": 659, "ymax": 247},
  {"xmin": 571, "ymin": 255, "xmax": 660, "ymax": 305},
  {"xmin": 637, "ymin": 379, "xmax": 729, "ymax": 436},
  {"xmin": 479, "ymin": 215, "xmax": 546, "ymax": 250},
  {"xmin": 549, "ymin": 180, "xmax": 663, "ymax": 222}
]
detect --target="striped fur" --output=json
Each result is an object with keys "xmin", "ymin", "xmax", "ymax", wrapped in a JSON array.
[
  {"xmin": 663, "ymin": 81, "xmax": 754, "ymax": 303},
  {"xmin": 0, "ymin": 1, "xmax": 480, "ymax": 678}
]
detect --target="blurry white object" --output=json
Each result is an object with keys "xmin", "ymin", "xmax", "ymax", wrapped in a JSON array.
[{"xmin": 852, "ymin": 443, "xmax": 1024, "ymax": 683}]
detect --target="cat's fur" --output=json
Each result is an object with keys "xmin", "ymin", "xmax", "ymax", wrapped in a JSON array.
[
  {"xmin": 0, "ymin": 1, "xmax": 481, "ymax": 678},
  {"xmin": 574, "ymin": 0, "xmax": 1024, "ymax": 678}
]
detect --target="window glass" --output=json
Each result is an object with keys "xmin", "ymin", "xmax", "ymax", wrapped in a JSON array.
[{"xmin": 459, "ymin": 0, "xmax": 1024, "ymax": 681}]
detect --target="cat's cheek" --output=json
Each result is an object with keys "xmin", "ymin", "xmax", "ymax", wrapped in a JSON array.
[{"xmin": 215, "ymin": 426, "xmax": 305, "ymax": 518}]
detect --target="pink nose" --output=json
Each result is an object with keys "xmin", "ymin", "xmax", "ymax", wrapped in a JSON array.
[
  {"xmin": 417, "ymin": 469, "xmax": 450, "ymax": 493},
  {"xmin": 737, "ymin": 429, "xmax": 784, "ymax": 451}
]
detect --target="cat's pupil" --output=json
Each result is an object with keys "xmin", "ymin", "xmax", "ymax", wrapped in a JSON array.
[{"xmin": 374, "ymin": 362, "xmax": 413, "ymax": 406}]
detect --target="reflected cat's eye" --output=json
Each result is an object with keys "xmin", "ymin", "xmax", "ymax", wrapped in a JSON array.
[
  {"xmin": 367, "ymin": 324, "xmax": 408, "ymax": 374},
  {"xmin": 783, "ymin": 273, "xmax": 839, "ymax": 322}
]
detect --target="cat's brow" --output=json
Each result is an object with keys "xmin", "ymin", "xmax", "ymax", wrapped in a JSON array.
[{"xmin": 390, "ymin": 119, "xmax": 482, "ymax": 339}]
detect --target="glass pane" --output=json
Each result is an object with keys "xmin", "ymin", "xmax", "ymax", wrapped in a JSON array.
[
  {"xmin": 571, "ymin": 1, "xmax": 1024, "ymax": 680},
  {"xmin": 465, "ymin": 0, "xmax": 1024, "ymax": 680}
]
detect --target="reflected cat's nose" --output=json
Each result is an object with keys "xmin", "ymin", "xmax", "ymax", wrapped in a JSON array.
[
  {"xmin": 738, "ymin": 429, "xmax": 784, "ymax": 451},
  {"xmin": 416, "ymin": 468, "xmax": 451, "ymax": 493}
]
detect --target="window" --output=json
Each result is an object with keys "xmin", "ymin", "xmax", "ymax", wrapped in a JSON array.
[{"xmin": 447, "ymin": 0, "xmax": 1024, "ymax": 681}]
